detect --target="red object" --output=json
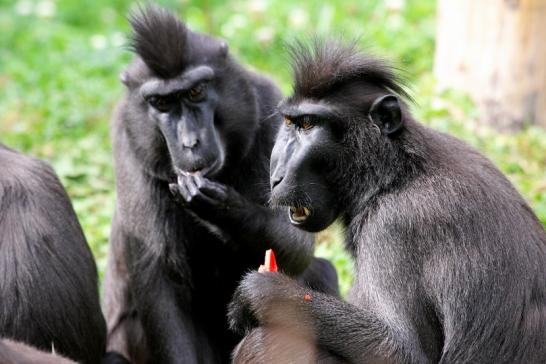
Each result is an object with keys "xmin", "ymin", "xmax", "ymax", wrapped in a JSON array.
[
  {"xmin": 258, "ymin": 249, "xmax": 278, "ymax": 272},
  {"xmin": 303, "ymin": 294, "xmax": 312, "ymax": 302}
]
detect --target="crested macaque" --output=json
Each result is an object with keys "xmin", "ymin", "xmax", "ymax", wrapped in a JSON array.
[{"xmin": 229, "ymin": 40, "xmax": 546, "ymax": 364}]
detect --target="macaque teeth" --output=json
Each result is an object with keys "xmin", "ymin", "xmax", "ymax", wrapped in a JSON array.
[{"xmin": 290, "ymin": 206, "xmax": 310, "ymax": 222}]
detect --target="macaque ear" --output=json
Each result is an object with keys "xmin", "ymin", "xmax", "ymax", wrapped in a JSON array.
[{"xmin": 369, "ymin": 95, "xmax": 404, "ymax": 136}]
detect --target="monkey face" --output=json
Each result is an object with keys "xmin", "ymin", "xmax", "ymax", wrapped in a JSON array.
[
  {"xmin": 139, "ymin": 65, "xmax": 226, "ymax": 178},
  {"xmin": 270, "ymin": 88, "xmax": 404, "ymax": 233},
  {"xmin": 269, "ymin": 101, "xmax": 342, "ymax": 232}
]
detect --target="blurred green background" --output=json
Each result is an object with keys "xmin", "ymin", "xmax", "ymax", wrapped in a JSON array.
[{"xmin": 1, "ymin": 0, "xmax": 545, "ymax": 296}]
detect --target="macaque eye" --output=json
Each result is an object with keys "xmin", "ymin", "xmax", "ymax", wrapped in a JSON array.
[
  {"xmin": 188, "ymin": 83, "xmax": 207, "ymax": 102},
  {"xmin": 284, "ymin": 117, "xmax": 293, "ymax": 127},
  {"xmin": 295, "ymin": 115, "xmax": 314, "ymax": 131},
  {"xmin": 147, "ymin": 95, "xmax": 174, "ymax": 113},
  {"xmin": 300, "ymin": 115, "xmax": 314, "ymax": 130}
]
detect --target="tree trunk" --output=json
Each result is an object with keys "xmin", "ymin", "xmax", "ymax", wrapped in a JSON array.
[{"xmin": 434, "ymin": 0, "xmax": 546, "ymax": 130}]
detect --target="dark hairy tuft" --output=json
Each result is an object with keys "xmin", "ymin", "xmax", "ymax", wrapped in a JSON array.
[
  {"xmin": 287, "ymin": 38, "xmax": 411, "ymax": 101},
  {"xmin": 128, "ymin": 5, "xmax": 188, "ymax": 79}
]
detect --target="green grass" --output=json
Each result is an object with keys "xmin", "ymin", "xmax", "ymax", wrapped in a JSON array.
[{"xmin": 1, "ymin": 0, "xmax": 545, "ymax": 295}]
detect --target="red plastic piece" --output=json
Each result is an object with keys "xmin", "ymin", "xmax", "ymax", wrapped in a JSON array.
[{"xmin": 258, "ymin": 249, "xmax": 278, "ymax": 272}]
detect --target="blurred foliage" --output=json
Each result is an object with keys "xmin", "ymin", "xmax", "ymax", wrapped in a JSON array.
[{"xmin": 0, "ymin": 0, "xmax": 545, "ymax": 295}]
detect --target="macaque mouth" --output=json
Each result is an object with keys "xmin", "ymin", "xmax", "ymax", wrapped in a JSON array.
[
  {"xmin": 176, "ymin": 159, "xmax": 220, "ymax": 177},
  {"xmin": 177, "ymin": 168, "xmax": 204, "ymax": 177},
  {"xmin": 288, "ymin": 206, "xmax": 311, "ymax": 224}
]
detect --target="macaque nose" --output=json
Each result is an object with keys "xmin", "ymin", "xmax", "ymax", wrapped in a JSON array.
[
  {"xmin": 182, "ymin": 137, "xmax": 199, "ymax": 149},
  {"xmin": 271, "ymin": 174, "xmax": 284, "ymax": 190}
]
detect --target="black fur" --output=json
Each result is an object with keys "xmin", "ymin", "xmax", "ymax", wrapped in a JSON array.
[
  {"xmin": 103, "ymin": 7, "xmax": 338, "ymax": 364},
  {"xmin": 128, "ymin": 5, "xmax": 188, "ymax": 79},
  {"xmin": 288, "ymin": 39, "xmax": 410, "ymax": 101},
  {"xmin": 0, "ymin": 144, "xmax": 106, "ymax": 364},
  {"xmin": 101, "ymin": 351, "xmax": 130, "ymax": 364},
  {"xmin": 228, "ymin": 40, "xmax": 546, "ymax": 363}
]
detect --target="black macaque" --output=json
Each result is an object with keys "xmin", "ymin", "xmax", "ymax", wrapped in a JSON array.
[
  {"xmin": 228, "ymin": 40, "xmax": 546, "ymax": 363},
  {"xmin": 102, "ymin": 7, "xmax": 338, "ymax": 364},
  {"xmin": 0, "ymin": 144, "xmax": 106, "ymax": 364},
  {"xmin": 0, "ymin": 339, "xmax": 77, "ymax": 364}
]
